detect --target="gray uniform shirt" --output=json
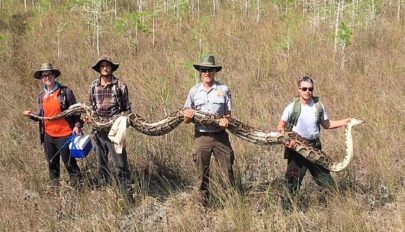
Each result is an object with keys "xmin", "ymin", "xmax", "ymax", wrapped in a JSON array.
[{"xmin": 183, "ymin": 81, "xmax": 232, "ymax": 133}]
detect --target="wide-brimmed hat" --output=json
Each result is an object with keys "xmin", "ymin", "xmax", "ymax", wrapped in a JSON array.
[
  {"xmin": 92, "ymin": 55, "xmax": 119, "ymax": 73},
  {"xmin": 193, "ymin": 55, "xmax": 222, "ymax": 72},
  {"xmin": 33, "ymin": 63, "xmax": 61, "ymax": 79}
]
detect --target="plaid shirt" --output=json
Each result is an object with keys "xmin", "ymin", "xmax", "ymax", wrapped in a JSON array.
[{"xmin": 89, "ymin": 75, "xmax": 131, "ymax": 117}]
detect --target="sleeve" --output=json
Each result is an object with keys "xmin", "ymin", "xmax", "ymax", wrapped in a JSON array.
[
  {"xmin": 321, "ymin": 103, "xmax": 329, "ymax": 121},
  {"xmin": 224, "ymin": 86, "xmax": 232, "ymax": 113},
  {"xmin": 66, "ymin": 87, "xmax": 77, "ymax": 105},
  {"xmin": 29, "ymin": 115, "xmax": 40, "ymax": 122},
  {"xmin": 280, "ymin": 102, "xmax": 294, "ymax": 122},
  {"xmin": 88, "ymin": 83, "xmax": 94, "ymax": 106},
  {"xmin": 121, "ymin": 83, "xmax": 132, "ymax": 113},
  {"xmin": 183, "ymin": 88, "xmax": 194, "ymax": 109}
]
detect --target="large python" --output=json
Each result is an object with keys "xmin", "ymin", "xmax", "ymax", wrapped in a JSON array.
[{"xmin": 29, "ymin": 103, "xmax": 364, "ymax": 172}]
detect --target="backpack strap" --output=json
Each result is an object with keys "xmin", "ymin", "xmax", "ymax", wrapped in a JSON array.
[
  {"xmin": 287, "ymin": 96, "xmax": 323, "ymax": 131},
  {"xmin": 90, "ymin": 80, "xmax": 99, "ymax": 110},
  {"xmin": 113, "ymin": 80, "xmax": 123, "ymax": 112},
  {"xmin": 58, "ymin": 85, "xmax": 68, "ymax": 110},
  {"xmin": 37, "ymin": 92, "xmax": 45, "ymax": 144},
  {"xmin": 313, "ymin": 97, "xmax": 324, "ymax": 129},
  {"xmin": 287, "ymin": 96, "xmax": 301, "ymax": 131}
]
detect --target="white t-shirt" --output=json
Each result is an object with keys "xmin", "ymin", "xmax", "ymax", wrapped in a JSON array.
[{"xmin": 281, "ymin": 99, "xmax": 328, "ymax": 140}]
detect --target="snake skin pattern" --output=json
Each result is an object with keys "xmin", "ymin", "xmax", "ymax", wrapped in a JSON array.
[{"xmin": 29, "ymin": 103, "xmax": 364, "ymax": 172}]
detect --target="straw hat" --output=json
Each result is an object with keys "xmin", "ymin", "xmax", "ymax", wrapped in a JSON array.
[{"xmin": 33, "ymin": 63, "xmax": 61, "ymax": 79}]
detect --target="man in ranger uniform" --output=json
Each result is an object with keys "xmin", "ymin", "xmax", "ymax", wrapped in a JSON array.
[{"xmin": 183, "ymin": 55, "xmax": 235, "ymax": 207}]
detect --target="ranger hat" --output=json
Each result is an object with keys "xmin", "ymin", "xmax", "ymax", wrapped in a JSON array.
[
  {"xmin": 92, "ymin": 55, "xmax": 119, "ymax": 73},
  {"xmin": 193, "ymin": 55, "xmax": 222, "ymax": 72},
  {"xmin": 34, "ymin": 63, "xmax": 61, "ymax": 79}
]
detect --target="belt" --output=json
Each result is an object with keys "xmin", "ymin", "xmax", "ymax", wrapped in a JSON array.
[
  {"xmin": 306, "ymin": 138, "xmax": 319, "ymax": 143},
  {"xmin": 195, "ymin": 130, "xmax": 225, "ymax": 136},
  {"xmin": 304, "ymin": 138, "xmax": 321, "ymax": 149}
]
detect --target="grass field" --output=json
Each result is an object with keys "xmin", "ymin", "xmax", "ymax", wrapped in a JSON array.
[{"xmin": 0, "ymin": 1, "xmax": 404, "ymax": 231}]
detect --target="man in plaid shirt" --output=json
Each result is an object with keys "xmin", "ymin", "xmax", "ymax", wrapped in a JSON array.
[{"xmin": 89, "ymin": 55, "xmax": 133, "ymax": 203}]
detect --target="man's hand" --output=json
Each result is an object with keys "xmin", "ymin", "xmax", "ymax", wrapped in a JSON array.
[
  {"xmin": 83, "ymin": 116, "xmax": 93, "ymax": 124},
  {"xmin": 23, "ymin": 110, "xmax": 31, "ymax": 118},
  {"xmin": 344, "ymin": 118, "xmax": 352, "ymax": 126},
  {"xmin": 73, "ymin": 127, "xmax": 82, "ymax": 135},
  {"xmin": 183, "ymin": 109, "xmax": 195, "ymax": 124},
  {"xmin": 285, "ymin": 139, "xmax": 296, "ymax": 149},
  {"xmin": 218, "ymin": 117, "xmax": 231, "ymax": 128}
]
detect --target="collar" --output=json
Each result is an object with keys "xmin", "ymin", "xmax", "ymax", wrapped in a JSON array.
[
  {"xmin": 96, "ymin": 75, "xmax": 118, "ymax": 86},
  {"xmin": 197, "ymin": 81, "xmax": 218, "ymax": 92},
  {"xmin": 300, "ymin": 97, "xmax": 314, "ymax": 106},
  {"xmin": 43, "ymin": 82, "xmax": 61, "ymax": 95}
]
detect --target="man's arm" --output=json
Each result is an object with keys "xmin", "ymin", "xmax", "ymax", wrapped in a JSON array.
[
  {"xmin": 183, "ymin": 88, "xmax": 195, "ymax": 124},
  {"xmin": 219, "ymin": 111, "xmax": 232, "ymax": 128},
  {"xmin": 219, "ymin": 86, "xmax": 233, "ymax": 128},
  {"xmin": 321, "ymin": 118, "xmax": 351, "ymax": 129},
  {"xmin": 120, "ymin": 83, "xmax": 132, "ymax": 113},
  {"xmin": 278, "ymin": 119, "xmax": 297, "ymax": 148},
  {"xmin": 65, "ymin": 87, "xmax": 83, "ymax": 134},
  {"xmin": 277, "ymin": 120, "xmax": 288, "ymax": 132},
  {"xmin": 84, "ymin": 84, "xmax": 95, "ymax": 124},
  {"xmin": 183, "ymin": 108, "xmax": 195, "ymax": 124},
  {"xmin": 278, "ymin": 102, "xmax": 293, "ymax": 132},
  {"xmin": 88, "ymin": 84, "xmax": 94, "ymax": 107}
]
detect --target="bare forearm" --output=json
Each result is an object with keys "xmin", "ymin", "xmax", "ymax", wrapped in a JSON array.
[
  {"xmin": 277, "ymin": 120, "xmax": 287, "ymax": 131},
  {"xmin": 324, "ymin": 118, "xmax": 351, "ymax": 129}
]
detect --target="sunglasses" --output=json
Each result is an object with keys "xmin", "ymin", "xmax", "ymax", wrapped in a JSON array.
[
  {"xmin": 41, "ymin": 73, "xmax": 54, "ymax": 78},
  {"xmin": 300, "ymin": 87, "xmax": 314, "ymax": 92},
  {"xmin": 200, "ymin": 68, "xmax": 216, "ymax": 73}
]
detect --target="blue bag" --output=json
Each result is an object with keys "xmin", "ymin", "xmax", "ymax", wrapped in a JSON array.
[{"xmin": 69, "ymin": 134, "xmax": 93, "ymax": 158}]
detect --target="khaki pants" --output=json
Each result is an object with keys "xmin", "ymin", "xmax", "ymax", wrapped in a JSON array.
[{"xmin": 193, "ymin": 130, "xmax": 235, "ymax": 205}]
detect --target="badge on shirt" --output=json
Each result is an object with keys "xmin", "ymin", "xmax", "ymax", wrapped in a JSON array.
[{"xmin": 216, "ymin": 90, "xmax": 223, "ymax": 96}]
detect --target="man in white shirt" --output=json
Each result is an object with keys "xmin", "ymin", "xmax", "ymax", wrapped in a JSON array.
[{"xmin": 277, "ymin": 76, "xmax": 351, "ymax": 211}]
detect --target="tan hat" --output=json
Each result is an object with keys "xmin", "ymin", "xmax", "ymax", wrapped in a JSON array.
[
  {"xmin": 34, "ymin": 63, "xmax": 61, "ymax": 79},
  {"xmin": 193, "ymin": 55, "xmax": 222, "ymax": 72},
  {"xmin": 92, "ymin": 55, "xmax": 119, "ymax": 73}
]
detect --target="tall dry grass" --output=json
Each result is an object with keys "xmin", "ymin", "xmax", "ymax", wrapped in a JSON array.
[{"xmin": 0, "ymin": 0, "xmax": 404, "ymax": 231}]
